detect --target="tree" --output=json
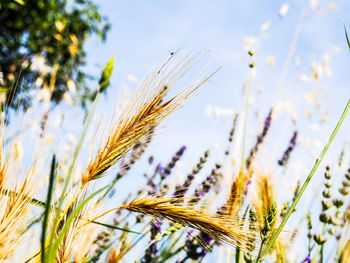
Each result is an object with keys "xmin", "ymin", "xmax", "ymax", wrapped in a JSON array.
[{"xmin": 0, "ymin": 0, "xmax": 110, "ymax": 110}]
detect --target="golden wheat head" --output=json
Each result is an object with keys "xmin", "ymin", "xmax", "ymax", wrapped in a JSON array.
[
  {"xmin": 121, "ymin": 194, "xmax": 260, "ymax": 254},
  {"xmin": 81, "ymin": 50, "xmax": 220, "ymax": 185}
]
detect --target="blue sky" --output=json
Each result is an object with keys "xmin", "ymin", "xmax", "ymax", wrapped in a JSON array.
[{"xmin": 83, "ymin": 0, "xmax": 349, "ymax": 167}]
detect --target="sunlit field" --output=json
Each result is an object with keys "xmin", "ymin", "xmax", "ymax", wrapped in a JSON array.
[{"xmin": 0, "ymin": 1, "xmax": 349, "ymax": 262}]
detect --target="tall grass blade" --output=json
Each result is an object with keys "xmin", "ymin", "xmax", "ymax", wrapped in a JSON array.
[
  {"xmin": 41, "ymin": 154, "xmax": 57, "ymax": 263},
  {"xmin": 59, "ymin": 56, "xmax": 114, "ymax": 206},
  {"xmin": 258, "ymin": 99, "xmax": 350, "ymax": 262},
  {"xmin": 89, "ymin": 220, "xmax": 141, "ymax": 234},
  {"xmin": 345, "ymin": 24, "xmax": 350, "ymax": 51},
  {"xmin": 46, "ymin": 186, "xmax": 108, "ymax": 262},
  {"xmin": 53, "ymin": 56, "xmax": 115, "ymax": 247}
]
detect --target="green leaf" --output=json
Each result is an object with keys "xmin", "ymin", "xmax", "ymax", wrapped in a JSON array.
[
  {"xmin": 98, "ymin": 56, "xmax": 115, "ymax": 93},
  {"xmin": 46, "ymin": 186, "xmax": 108, "ymax": 262},
  {"xmin": 90, "ymin": 220, "xmax": 142, "ymax": 234},
  {"xmin": 55, "ymin": 87, "xmax": 103, "ymax": 236},
  {"xmin": 344, "ymin": 24, "xmax": 350, "ymax": 51},
  {"xmin": 8, "ymin": 190, "xmax": 138, "ymax": 234},
  {"xmin": 41, "ymin": 154, "xmax": 57, "ymax": 263}
]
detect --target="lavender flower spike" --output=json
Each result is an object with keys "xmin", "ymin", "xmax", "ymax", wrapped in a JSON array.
[
  {"xmin": 278, "ymin": 130, "xmax": 298, "ymax": 166},
  {"xmin": 160, "ymin": 145, "xmax": 187, "ymax": 179},
  {"xmin": 246, "ymin": 109, "xmax": 273, "ymax": 168}
]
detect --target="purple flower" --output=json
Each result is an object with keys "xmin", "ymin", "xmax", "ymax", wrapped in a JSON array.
[
  {"xmin": 246, "ymin": 109, "xmax": 273, "ymax": 168},
  {"xmin": 301, "ymin": 256, "xmax": 311, "ymax": 263},
  {"xmin": 160, "ymin": 146, "xmax": 187, "ymax": 179},
  {"xmin": 141, "ymin": 219, "xmax": 162, "ymax": 263},
  {"xmin": 173, "ymin": 149, "xmax": 209, "ymax": 200},
  {"xmin": 278, "ymin": 131, "xmax": 298, "ymax": 166}
]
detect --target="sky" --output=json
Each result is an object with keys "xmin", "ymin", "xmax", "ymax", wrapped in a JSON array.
[{"xmin": 82, "ymin": 0, "xmax": 350, "ymax": 174}]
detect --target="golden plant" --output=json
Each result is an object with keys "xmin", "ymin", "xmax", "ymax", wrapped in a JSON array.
[
  {"xmin": 81, "ymin": 51, "xmax": 220, "ymax": 186},
  {"xmin": 121, "ymin": 194, "xmax": 261, "ymax": 254}
]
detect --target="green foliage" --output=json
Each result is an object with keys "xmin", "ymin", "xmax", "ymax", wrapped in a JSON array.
[
  {"xmin": 45, "ymin": 186, "xmax": 107, "ymax": 263},
  {"xmin": 41, "ymin": 155, "xmax": 57, "ymax": 263},
  {"xmin": 0, "ymin": 0, "xmax": 110, "ymax": 109}
]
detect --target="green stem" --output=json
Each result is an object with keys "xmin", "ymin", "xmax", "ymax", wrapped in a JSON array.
[
  {"xmin": 258, "ymin": 99, "xmax": 350, "ymax": 262},
  {"xmin": 255, "ymin": 240, "xmax": 266, "ymax": 263},
  {"xmin": 311, "ymin": 247, "xmax": 319, "ymax": 263},
  {"xmin": 65, "ymin": 92, "xmax": 101, "ymax": 188},
  {"xmin": 320, "ymin": 223, "xmax": 326, "ymax": 263},
  {"xmin": 24, "ymin": 251, "xmax": 40, "ymax": 263},
  {"xmin": 236, "ymin": 247, "xmax": 241, "ymax": 263},
  {"xmin": 41, "ymin": 155, "xmax": 57, "ymax": 263},
  {"xmin": 239, "ymin": 67, "xmax": 253, "ymax": 209}
]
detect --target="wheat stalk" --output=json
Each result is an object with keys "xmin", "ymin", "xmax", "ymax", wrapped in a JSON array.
[
  {"xmin": 0, "ymin": 150, "xmax": 37, "ymax": 259},
  {"xmin": 121, "ymin": 194, "xmax": 260, "ymax": 254},
  {"xmin": 81, "ymin": 50, "xmax": 220, "ymax": 185}
]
